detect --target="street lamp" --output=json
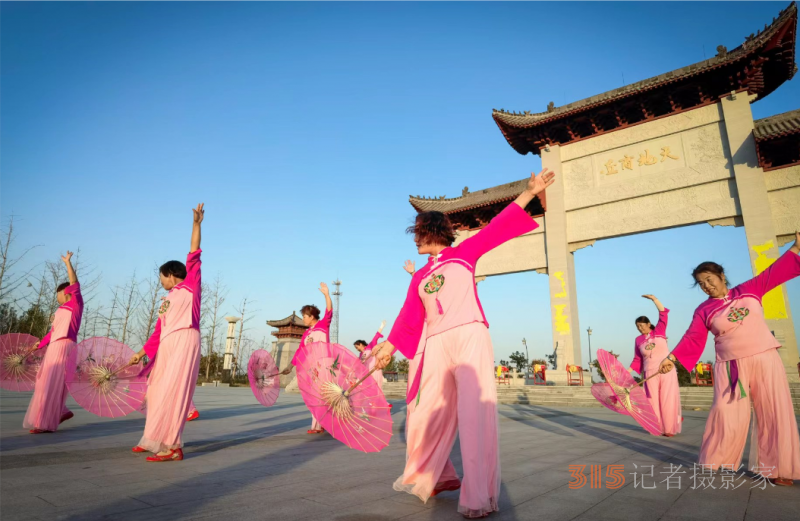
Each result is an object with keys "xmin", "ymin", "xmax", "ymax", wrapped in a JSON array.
[
  {"xmin": 587, "ymin": 327, "xmax": 593, "ymax": 382},
  {"xmin": 522, "ymin": 338, "xmax": 529, "ymax": 374}
]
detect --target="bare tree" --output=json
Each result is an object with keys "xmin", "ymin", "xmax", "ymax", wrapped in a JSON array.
[
  {"xmin": 0, "ymin": 215, "xmax": 40, "ymax": 303},
  {"xmin": 202, "ymin": 273, "xmax": 228, "ymax": 381},
  {"xmin": 135, "ymin": 267, "xmax": 163, "ymax": 346},
  {"xmin": 231, "ymin": 297, "xmax": 259, "ymax": 381},
  {"xmin": 118, "ymin": 271, "xmax": 141, "ymax": 345},
  {"xmin": 104, "ymin": 286, "xmax": 120, "ymax": 339}
]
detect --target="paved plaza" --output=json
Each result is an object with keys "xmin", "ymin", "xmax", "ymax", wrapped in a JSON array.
[{"xmin": 1, "ymin": 387, "xmax": 798, "ymax": 521}]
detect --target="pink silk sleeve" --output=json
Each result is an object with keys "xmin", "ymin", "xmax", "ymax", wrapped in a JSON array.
[
  {"xmin": 455, "ymin": 203, "xmax": 538, "ymax": 266},
  {"xmin": 629, "ymin": 341, "xmax": 643, "ymax": 375},
  {"xmin": 38, "ymin": 331, "xmax": 52, "ymax": 349},
  {"xmin": 64, "ymin": 282, "xmax": 84, "ymax": 339},
  {"xmin": 142, "ymin": 319, "xmax": 162, "ymax": 359},
  {"xmin": 736, "ymin": 249, "xmax": 800, "ymax": 299},
  {"xmin": 318, "ymin": 308, "xmax": 333, "ymax": 334},
  {"xmin": 387, "ymin": 273, "xmax": 426, "ymax": 359},
  {"xmin": 652, "ymin": 308, "xmax": 669, "ymax": 337},
  {"xmin": 366, "ymin": 331, "xmax": 384, "ymax": 350},
  {"xmin": 671, "ymin": 310, "xmax": 709, "ymax": 370},
  {"xmin": 184, "ymin": 249, "xmax": 202, "ymax": 290}
]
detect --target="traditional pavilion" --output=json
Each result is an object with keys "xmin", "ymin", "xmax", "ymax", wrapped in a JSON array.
[
  {"xmin": 267, "ymin": 312, "xmax": 309, "ymax": 387},
  {"xmin": 410, "ymin": 2, "xmax": 800, "ymax": 383}
]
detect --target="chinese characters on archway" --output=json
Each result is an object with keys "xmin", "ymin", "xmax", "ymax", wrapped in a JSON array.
[{"xmin": 601, "ymin": 146, "xmax": 680, "ymax": 175}]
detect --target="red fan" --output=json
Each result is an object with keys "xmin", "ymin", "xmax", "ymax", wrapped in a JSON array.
[
  {"xmin": 66, "ymin": 337, "xmax": 147, "ymax": 418},
  {"xmin": 0, "ymin": 333, "xmax": 46, "ymax": 392},
  {"xmin": 596, "ymin": 349, "xmax": 661, "ymax": 436},
  {"xmin": 296, "ymin": 342, "xmax": 392, "ymax": 452},
  {"xmin": 591, "ymin": 383, "xmax": 630, "ymax": 415},
  {"xmin": 248, "ymin": 349, "xmax": 280, "ymax": 407}
]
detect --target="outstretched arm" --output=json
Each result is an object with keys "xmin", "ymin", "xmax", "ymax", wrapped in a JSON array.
[
  {"xmin": 61, "ymin": 251, "xmax": 78, "ymax": 284},
  {"xmin": 513, "ymin": 168, "xmax": 555, "ymax": 209},
  {"xmin": 190, "ymin": 203, "xmax": 204, "ymax": 253},
  {"xmin": 643, "ymin": 294, "xmax": 665, "ymax": 312},
  {"xmin": 320, "ymin": 282, "xmax": 333, "ymax": 311},
  {"xmin": 643, "ymin": 294, "xmax": 669, "ymax": 335}
]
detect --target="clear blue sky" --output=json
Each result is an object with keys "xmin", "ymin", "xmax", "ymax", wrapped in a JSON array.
[{"xmin": 2, "ymin": 2, "xmax": 798, "ymax": 368}]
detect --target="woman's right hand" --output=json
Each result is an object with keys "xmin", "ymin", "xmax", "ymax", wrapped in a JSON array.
[
  {"xmin": 403, "ymin": 260, "xmax": 415, "ymax": 275},
  {"xmin": 129, "ymin": 353, "xmax": 143, "ymax": 365},
  {"xmin": 280, "ymin": 366, "xmax": 293, "ymax": 376},
  {"xmin": 790, "ymin": 230, "xmax": 800, "ymax": 254},
  {"xmin": 373, "ymin": 341, "xmax": 394, "ymax": 369},
  {"xmin": 658, "ymin": 357, "xmax": 675, "ymax": 374}
]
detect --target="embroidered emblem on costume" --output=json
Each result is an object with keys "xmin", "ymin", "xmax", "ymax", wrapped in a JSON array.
[
  {"xmin": 644, "ymin": 343, "xmax": 656, "ymax": 351},
  {"xmin": 727, "ymin": 307, "xmax": 749, "ymax": 323},
  {"xmin": 424, "ymin": 274, "xmax": 445, "ymax": 294},
  {"xmin": 158, "ymin": 299, "xmax": 171, "ymax": 315}
]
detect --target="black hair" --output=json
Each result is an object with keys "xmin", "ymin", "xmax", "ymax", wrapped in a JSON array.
[
  {"xmin": 406, "ymin": 211, "xmax": 456, "ymax": 247},
  {"xmin": 635, "ymin": 316, "xmax": 653, "ymax": 330},
  {"xmin": 56, "ymin": 282, "xmax": 70, "ymax": 293},
  {"xmin": 159, "ymin": 260, "xmax": 187, "ymax": 280},
  {"xmin": 692, "ymin": 261, "xmax": 728, "ymax": 287},
  {"xmin": 301, "ymin": 304, "xmax": 321, "ymax": 320},
  {"xmin": 354, "ymin": 340, "xmax": 368, "ymax": 347}
]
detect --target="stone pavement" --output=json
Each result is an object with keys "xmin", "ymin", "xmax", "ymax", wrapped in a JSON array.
[{"xmin": 1, "ymin": 387, "xmax": 798, "ymax": 521}]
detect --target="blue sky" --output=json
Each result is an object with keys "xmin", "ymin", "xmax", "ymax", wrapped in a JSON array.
[{"xmin": 2, "ymin": 2, "xmax": 798, "ymax": 368}]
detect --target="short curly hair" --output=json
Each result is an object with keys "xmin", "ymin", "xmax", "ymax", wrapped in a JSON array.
[
  {"xmin": 406, "ymin": 211, "xmax": 456, "ymax": 247},
  {"xmin": 301, "ymin": 304, "xmax": 320, "ymax": 320}
]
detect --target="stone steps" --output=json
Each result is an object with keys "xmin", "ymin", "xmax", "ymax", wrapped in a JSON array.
[{"xmin": 381, "ymin": 382, "xmax": 800, "ymax": 412}]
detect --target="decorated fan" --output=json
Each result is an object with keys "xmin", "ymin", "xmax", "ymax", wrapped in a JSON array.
[
  {"xmin": 248, "ymin": 349, "xmax": 280, "ymax": 407},
  {"xmin": 0, "ymin": 333, "xmax": 46, "ymax": 392},
  {"xmin": 591, "ymin": 383, "xmax": 630, "ymax": 415},
  {"xmin": 66, "ymin": 337, "xmax": 147, "ymax": 418},
  {"xmin": 596, "ymin": 349, "xmax": 661, "ymax": 436},
  {"xmin": 296, "ymin": 342, "xmax": 392, "ymax": 452}
]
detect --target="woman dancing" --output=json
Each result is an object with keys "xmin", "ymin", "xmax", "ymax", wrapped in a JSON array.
[
  {"xmin": 629, "ymin": 294, "xmax": 681, "ymax": 437},
  {"xmin": 374, "ymin": 169, "xmax": 554, "ymax": 518},
  {"xmin": 659, "ymin": 232, "xmax": 800, "ymax": 486},
  {"xmin": 280, "ymin": 283, "xmax": 333, "ymax": 434},
  {"xmin": 24, "ymin": 251, "xmax": 83, "ymax": 434},
  {"xmin": 129, "ymin": 203, "xmax": 205, "ymax": 462},
  {"xmin": 354, "ymin": 320, "xmax": 388, "ymax": 404}
]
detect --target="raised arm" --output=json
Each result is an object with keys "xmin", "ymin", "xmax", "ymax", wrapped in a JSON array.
[
  {"xmin": 320, "ymin": 282, "xmax": 333, "ymax": 312},
  {"xmin": 456, "ymin": 169, "xmax": 552, "ymax": 264},
  {"xmin": 660, "ymin": 310, "xmax": 708, "ymax": 373},
  {"xmin": 61, "ymin": 251, "xmax": 78, "ymax": 284},
  {"xmin": 403, "ymin": 260, "xmax": 415, "ymax": 276},
  {"xmin": 737, "ymin": 232, "xmax": 800, "ymax": 298},
  {"xmin": 643, "ymin": 294, "xmax": 668, "ymax": 336},
  {"xmin": 190, "ymin": 203, "xmax": 204, "ymax": 253}
]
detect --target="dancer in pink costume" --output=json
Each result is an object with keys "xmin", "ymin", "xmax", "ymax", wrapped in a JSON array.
[
  {"xmin": 280, "ymin": 283, "xmax": 333, "ymax": 434},
  {"xmin": 629, "ymin": 295, "xmax": 682, "ymax": 437},
  {"xmin": 129, "ymin": 203, "xmax": 205, "ymax": 462},
  {"xmin": 659, "ymin": 231, "xmax": 800, "ymax": 486},
  {"xmin": 354, "ymin": 320, "xmax": 389, "ymax": 406},
  {"xmin": 24, "ymin": 251, "xmax": 83, "ymax": 434},
  {"xmin": 374, "ymin": 169, "xmax": 555, "ymax": 519}
]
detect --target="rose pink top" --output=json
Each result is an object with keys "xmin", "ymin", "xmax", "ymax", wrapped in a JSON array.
[
  {"xmin": 629, "ymin": 308, "xmax": 669, "ymax": 376},
  {"xmin": 672, "ymin": 249, "xmax": 800, "ymax": 370},
  {"xmin": 388, "ymin": 203, "xmax": 538, "ymax": 402},
  {"xmin": 291, "ymin": 308, "xmax": 332, "ymax": 366},
  {"xmin": 142, "ymin": 250, "xmax": 202, "ymax": 359},
  {"xmin": 39, "ymin": 282, "xmax": 83, "ymax": 348},
  {"xmin": 360, "ymin": 331, "xmax": 384, "ymax": 370}
]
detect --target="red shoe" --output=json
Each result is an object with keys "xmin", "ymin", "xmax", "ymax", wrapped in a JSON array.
[
  {"xmin": 663, "ymin": 433, "xmax": 675, "ymax": 438},
  {"xmin": 29, "ymin": 429, "xmax": 53, "ymax": 434},
  {"xmin": 131, "ymin": 446, "xmax": 147, "ymax": 453},
  {"xmin": 307, "ymin": 429, "xmax": 324, "ymax": 434},
  {"xmin": 772, "ymin": 478, "xmax": 794, "ymax": 486},
  {"xmin": 431, "ymin": 480, "xmax": 461, "ymax": 497},
  {"xmin": 389, "ymin": 404, "xmax": 393, "ymax": 409},
  {"xmin": 59, "ymin": 411, "xmax": 74, "ymax": 424},
  {"xmin": 146, "ymin": 448, "xmax": 183, "ymax": 462},
  {"xmin": 186, "ymin": 410, "xmax": 199, "ymax": 422}
]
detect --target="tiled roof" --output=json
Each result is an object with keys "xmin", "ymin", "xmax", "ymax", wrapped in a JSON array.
[
  {"xmin": 267, "ymin": 312, "xmax": 306, "ymax": 328},
  {"xmin": 409, "ymin": 179, "xmax": 529, "ymax": 213},
  {"xmin": 492, "ymin": 2, "xmax": 797, "ymax": 132},
  {"xmin": 754, "ymin": 108, "xmax": 800, "ymax": 140}
]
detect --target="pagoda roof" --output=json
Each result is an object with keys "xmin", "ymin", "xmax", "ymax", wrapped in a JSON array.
[
  {"xmin": 493, "ymin": 2, "xmax": 798, "ymax": 155},
  {"xmin": 754, "ymin": 107, "xmax": 800, "ymax": 140},
  {"xmin": 267, "ymin": 312, "xmax": 306, "ymax": 328},
  {"xmin": 409, "ymin": 179, "xmax": 534, "ymax": 214}
]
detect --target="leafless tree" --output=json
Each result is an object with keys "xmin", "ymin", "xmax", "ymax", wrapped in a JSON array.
[
  {"xmin": 136, "ymin": 267, "xmax": 163, "ymax": 346},
  {"xmin": 118, "ymin": 271, "xmax": 141, "ymax": 345},
  {"xmin": 231, "ymin": 297, "xmax": 259, "ymax": 380},
  {"xmin": 0, "ymin": 215, "xmax": 40, "ymax": 303},
  {"xmin": 202, "ymin": 273, "xmax": 228, "ymax": 382}
]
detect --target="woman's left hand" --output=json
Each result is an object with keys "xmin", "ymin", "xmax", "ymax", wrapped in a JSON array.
[
  {"xmin": 319, "ymin": 282, "xmax": 329, "ymax": 296},
  {"xmin": 791, "ymin": 230, "xmax": 800, "ymax": 254}
]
